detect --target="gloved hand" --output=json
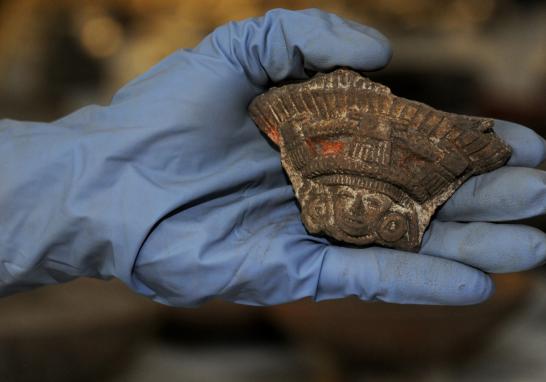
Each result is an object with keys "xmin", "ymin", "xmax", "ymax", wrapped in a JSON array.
[{"xmin": 1, "ymin": 9, "xmax": 545, "ymax": 306}]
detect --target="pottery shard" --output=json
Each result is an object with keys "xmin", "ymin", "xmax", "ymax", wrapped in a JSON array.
[{"xmin": 248, "ymin": 69, "xmax": 511, "ymax": 251}]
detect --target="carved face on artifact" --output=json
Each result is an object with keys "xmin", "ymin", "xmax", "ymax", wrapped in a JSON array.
[
  {"xmin": 301, "ymin": 182, "xmax": 417, "ymax": 248},
  {"xmin": 333, "ymin": 188, "xmax": 392, "ymax": 238}
]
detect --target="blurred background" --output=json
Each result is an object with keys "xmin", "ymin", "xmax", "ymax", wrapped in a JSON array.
[{"xmin": 0, "ymin": 0, "xmax": 545, "ymax": 381}]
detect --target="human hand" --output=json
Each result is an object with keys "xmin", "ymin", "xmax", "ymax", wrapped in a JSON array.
[
  {"xmin": 113, "ymin": 9, "xmax": 546, "ymax": 306},
  {"xmin": 2, "ymin": 9, "xmax": 545, "ymax": 307}
]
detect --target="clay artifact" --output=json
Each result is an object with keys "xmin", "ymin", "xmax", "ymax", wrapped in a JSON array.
[{"xmin": 248, "ymin": 69, "xmax": 511, "ymax": 251}]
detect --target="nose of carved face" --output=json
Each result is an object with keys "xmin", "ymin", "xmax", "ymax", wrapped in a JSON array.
[{"xmin": 334, "ymin": 190, "xmax": 391, "ymax": 238}]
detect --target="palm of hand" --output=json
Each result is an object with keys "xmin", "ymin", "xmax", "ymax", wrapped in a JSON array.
[{"xmin": 118, "ymin": 52, "xmax": 326, "ymax": 306}]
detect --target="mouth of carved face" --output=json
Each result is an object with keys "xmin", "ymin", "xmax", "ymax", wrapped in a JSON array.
[{"xmin": 333, "ymin": 190, "xmax": 391, "ymax": 238}]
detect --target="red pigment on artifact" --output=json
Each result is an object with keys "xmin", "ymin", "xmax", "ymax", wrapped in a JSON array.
[
  {"xmin": 267, "ymin": 128, "xmax": 281, "ymax": 144},
  {"xmin": 318, "ymin": 140, "xmax": 344, "ymax": 155}
]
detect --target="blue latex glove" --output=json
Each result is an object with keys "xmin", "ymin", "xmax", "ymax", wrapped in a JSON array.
[{"xmin": 1, "ymin": 9, "xmax": 545, "ymax": 306}]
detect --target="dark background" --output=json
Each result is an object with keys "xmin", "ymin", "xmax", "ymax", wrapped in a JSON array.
[{"xmin": 0, "ymin": 1, "xmax": 545, "ymax": 381}]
